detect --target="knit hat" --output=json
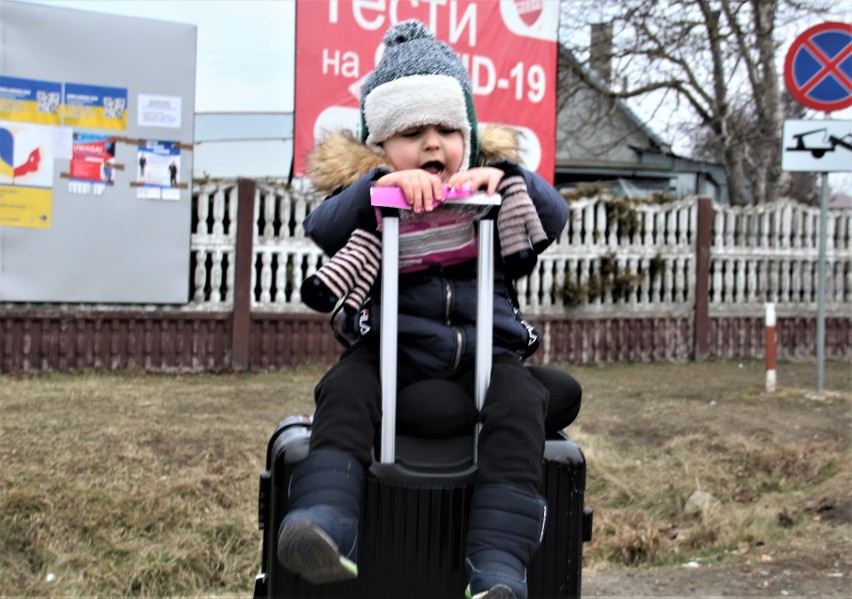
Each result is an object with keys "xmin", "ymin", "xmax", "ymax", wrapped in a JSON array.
[{"xmin": 360, "ymin": 20, "xmax": 480, "ymax": 170}]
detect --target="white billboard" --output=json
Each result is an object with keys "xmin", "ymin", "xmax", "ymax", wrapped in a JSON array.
[{"xmin": 0, "ymin": 1, "xmax": 196, "ymax": 303}]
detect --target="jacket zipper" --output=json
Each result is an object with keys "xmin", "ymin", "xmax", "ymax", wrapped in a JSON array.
[{"xmin": 443, "ymin": 277, "xmax": 463, "ymax": 370}]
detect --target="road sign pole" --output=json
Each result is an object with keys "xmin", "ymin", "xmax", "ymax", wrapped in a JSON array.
[
  {"xmin": 816, "ymin": 170, "xmax": 828, "ymax": 394},
  {"xmin": 783, "ymin": 17, "xmax": 850, "ymax": 393}
]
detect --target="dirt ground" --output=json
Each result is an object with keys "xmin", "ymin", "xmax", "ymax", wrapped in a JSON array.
[
  {"xmin": 583, "ymin": 541, "xmax": 850, "ymax": 598},
  {"xmin": 566, "ymin": 359, "xmax": 851, "ymax": 598},
  {"xmin": 1, "ymin": 359, "xmax": 847, "ymax": 598}
]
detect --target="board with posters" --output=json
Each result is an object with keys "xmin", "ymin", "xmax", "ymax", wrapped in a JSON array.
[
  {"xmin": 0, "ymin": 1, "xmax": 195, "ymax": 303},
  {"xmin": 293, "ymin": 0, "xmax": 558, "ymax": 182}
]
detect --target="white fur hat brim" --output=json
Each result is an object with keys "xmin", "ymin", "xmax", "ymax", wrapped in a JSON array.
[{"xmin": 363, "ymin": 74, "xmax": 471, "ymax": 170}]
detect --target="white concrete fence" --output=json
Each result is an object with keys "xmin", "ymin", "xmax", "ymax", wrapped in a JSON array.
[{"xmin": 188, "ymin": 179, "xmax": 851, "ymax": 318}]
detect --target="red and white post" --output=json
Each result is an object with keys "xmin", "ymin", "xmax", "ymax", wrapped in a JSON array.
[{"xmin": 765, "ymin": 302, "xmax": 777, "ymax": 393}]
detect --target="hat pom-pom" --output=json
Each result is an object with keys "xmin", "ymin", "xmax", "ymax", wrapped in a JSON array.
[{"xmin": 383, "ymin": 19, "xmax": 434, "ymax": 46}]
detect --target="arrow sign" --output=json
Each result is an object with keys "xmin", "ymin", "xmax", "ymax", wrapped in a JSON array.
[{"xmin": 784, "ymin": 21, "xmax": 852, "ymax": 112}]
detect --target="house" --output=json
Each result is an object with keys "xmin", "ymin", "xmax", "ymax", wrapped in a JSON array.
[
  {"xmin": 830, "ymin": 192, "xmax": 852, "ymax": 210},
  {"xmin": 193, "ymin": 112, "xmax": 293, "ymax": 180},
  {"xmin": 554, "ymin": 26, "xmax": 729, "ymax": 203}
]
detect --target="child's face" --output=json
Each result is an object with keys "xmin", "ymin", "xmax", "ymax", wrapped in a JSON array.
[{"xmin": 382, "ymin": 125, "xmax": 464, "ymax": 181}]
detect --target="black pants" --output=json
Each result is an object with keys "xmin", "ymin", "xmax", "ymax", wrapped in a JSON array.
[{"xmin": 309, "ymin": 341, "xmax": 548, "ymax": 495}]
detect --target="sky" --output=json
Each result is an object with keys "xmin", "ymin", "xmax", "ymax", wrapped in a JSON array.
[
  {"xmin": 16, "ymin": 0, "xmax": 297, "ymax": 113},
  {"xmin": 12, "ymin": 0, "xmax": 852, "ymax": 194}
]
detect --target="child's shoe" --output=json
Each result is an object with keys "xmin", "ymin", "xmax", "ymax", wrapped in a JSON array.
[
  {"xmin": 464, "ymin": 484, "xmax": 547, "ymax": 599},
  {"xmin": 466, "ymin": 583, "xmax": 518, "ymax": 599},
  {"xmin": 277, "ymin": 509, "xmax": 358, "ymax": 583},
  {"xmin": 276, "ymin": 450, "xmax": 364, "ymax": 584}
]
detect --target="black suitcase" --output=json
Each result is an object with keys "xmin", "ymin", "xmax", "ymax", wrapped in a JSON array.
[
  {"xmin": 253, "ymin": 195, "xmax": 592, "ymax": 598},
  {"xmin": 254, "ymin": 417, "xmax": 590, "ymax": 598}
]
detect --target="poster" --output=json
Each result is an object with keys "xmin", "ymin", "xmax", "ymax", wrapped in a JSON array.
[
  {"xmin": 0, "ymin": 75, "xmax": 62, "ymax": 126},
  {"xmin": 293, "ymin": 0, "xmax": 559, "ymax": 181},
  {"xmin": 64, "ymin": 82, "xmax": 128, "ymax": 131},
  {"xmin": 137, "ymin": 94, "xmax": 182, "ymax": 128},
  {"xmin": 136, "ymin": 139, "xmax": 181, "ymax": 200},
  {"xmin": 0, "ymin": 121, "xmax": 56, "ymax": 228},
  {"xmin": 70, "ymin": 132, "xmax": 116, "ymax": 184}
]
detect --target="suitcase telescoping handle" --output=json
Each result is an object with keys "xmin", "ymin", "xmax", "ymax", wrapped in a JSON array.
[{"xmin": 371, "ymin": 187, "xmax": 501, "ymax": 464}]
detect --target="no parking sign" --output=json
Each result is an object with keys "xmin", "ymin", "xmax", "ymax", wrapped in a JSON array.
[
  {"xmin": 782, "ymin": 21, "xmax": 851, "ymax": 395},
  {"xmin": 784, "ymin": 21, "xmax": 852, "ymax": 112}
]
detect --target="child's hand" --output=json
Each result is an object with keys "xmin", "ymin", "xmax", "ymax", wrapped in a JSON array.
[
  {"xmin": 374, "ymin": 170, "xmax": 444, "ymax": 214},
  {"xmin": 447, "ymin": 167, "xmax": 504, "ymax": 197}
]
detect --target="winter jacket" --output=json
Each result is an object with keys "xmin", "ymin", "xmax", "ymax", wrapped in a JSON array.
[{"xmin": 303, "ymin": 126, "xmax": 567, "ymax": 377}]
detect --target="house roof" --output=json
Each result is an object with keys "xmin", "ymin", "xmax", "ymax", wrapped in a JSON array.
[
  {"xmin": 193, "ymin": 112, "xmax": 294, "ymax": 180},
  {"xmin": 829, "ymin": 192, "xmax": 852, "ymax": 209},
  {"xmin": 558, "ymin": 46, "xmax": 671, "ymax": 154},
  {"xmin": 195, "ymin": 112, "xmax": 293, "ymax": 143}
]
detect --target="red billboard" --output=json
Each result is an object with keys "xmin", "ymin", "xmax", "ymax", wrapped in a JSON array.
[{"xmin": 294, "ymin": 0, "xmax": 559, "ymax": 182}]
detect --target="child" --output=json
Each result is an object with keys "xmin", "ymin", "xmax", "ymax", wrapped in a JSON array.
[{"xmin": 278, "ymin": 20, "xmax": 567, "ymax": 599}]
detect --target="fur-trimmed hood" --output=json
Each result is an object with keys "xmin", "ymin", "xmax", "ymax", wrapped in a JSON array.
[{"xmin": 305, "ymin": 124, "xmax": 523, "ymax": 197}]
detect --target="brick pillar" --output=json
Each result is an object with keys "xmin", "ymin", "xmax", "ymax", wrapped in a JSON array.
[
  {"xmin": 694, "ymin": 196, "xmax": 712, "ymax": 360},
  {"xmin": 231, "ymin": 179, "xmax": 256, "ymax": 370}
]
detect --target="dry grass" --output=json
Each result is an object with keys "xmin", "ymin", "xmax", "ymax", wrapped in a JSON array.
[
  {"xmin": 571, "ymin": 359, "xmax": 851, "ymax": 573},
  {"xmin": 1, "ymin": 366, "xmax": 323, "ymax": 597},
  {"xmin": 1, "ymin": 359, "xmax": 849, "ymax": 596}
]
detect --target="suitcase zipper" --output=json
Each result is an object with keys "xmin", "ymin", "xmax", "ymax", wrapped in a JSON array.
[
  {"xmin": 452, "ymin": 328, "xmax": 463, "ymax": 369},
  {"xmin": 443, "ymin": 277, "xmax": 452, "ymax": 324},
  {"xmin": 443, "ymin": 277, "xmax": 464, "ymax": 370}
]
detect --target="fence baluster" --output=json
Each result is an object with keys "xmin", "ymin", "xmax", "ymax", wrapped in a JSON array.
[
  {"xmin": 212, "ymin": 189, "xmax": 225, "ymax": 237},
  {"xmin": 225, "ymin": 249, "xmax": 235, "ymax": 304},
  {"xmin": 176, "ymin": 183, "xmax": 851, "ymax": 322},
  {"xmin": 211, "ymin": 249, "xmax": 223, "ymax": 303},
  {"xmin": 194, "ymin": 249, "xmax": 208, "ymax": 302}
]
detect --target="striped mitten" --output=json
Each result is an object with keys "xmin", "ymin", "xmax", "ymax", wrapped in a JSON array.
[
  {"xmin": 301, "ymin": 228, "xmax": 382, "ymax": 314},
  {"xmin": 496, "ymin": 172, "xmax": 548, "ymax": 278}
]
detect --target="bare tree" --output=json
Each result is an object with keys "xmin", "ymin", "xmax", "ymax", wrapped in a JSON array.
[
  {"xmin": 559, "ymin": 0, "xmax": 834, "ymax": 205},
  {"xmin": 778, "ymin": 90, "xmax": 820, "ymax": 205},
  {"xmin": 692, "ymin": 90, "xmax": 820, "ymax": 205}
]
